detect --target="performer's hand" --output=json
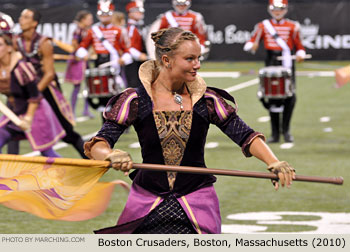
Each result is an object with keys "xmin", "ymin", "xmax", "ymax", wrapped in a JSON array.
[
  {"xmin": 139, "ymin": 53, "xmax": 148, "ymax": 62},
  {"xmin": 267, "ymin": 161, "xmax": 295, "ymax": 190},
  {"xmin": 252, "ymin": 42, "xmax": 259, "ymax": 53},
  {"xmin": 296, "ymin": 55, "xmax": 304, "ymax": 63},
  {"xmin": 118, "ymin": 58, "xmax": 125, "ymax": 66},
  {"xmin": 19, "ymin": 115, "xmax": 33, "ymax": 132},
  {"xmin": 104, "ymin": 149, "xmax": 133, "ymax": 175}
]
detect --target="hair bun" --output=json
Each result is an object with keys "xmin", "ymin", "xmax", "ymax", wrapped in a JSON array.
[{"xmin": 151, "ymin": 29, "xmax": 167, "ymax": 44}]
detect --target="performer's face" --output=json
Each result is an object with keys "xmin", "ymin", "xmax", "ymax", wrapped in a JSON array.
[
  {"xmin": 174, "ymin": 5, "xmax": 188, "ymax": 14},
  {"xmin": 81, "ymin": 14, "xmax": 93, "ymax": 28},
  {"xmin": 269, "ymin": 8, "xmax": 287, "ymax": 20},
  {"xmin": 97, "ymin": 14, "xmax": 112, "ymax": 25},
  {"xmin": 19, "ymin": 9, "xmax": 37, "ymax": 32},
  {"xmin": 167, "ymin": 40, "xmax": 201, "ymax": 83},
  {"xmin": 129, "ymin": 11, "xmax": 144, "ymax": 21}
]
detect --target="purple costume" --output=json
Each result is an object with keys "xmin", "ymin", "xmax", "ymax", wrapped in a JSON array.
[
  {"xmin": 65, "ymin": 27, "xmax": 87, "ymax": 84},
  {"xmin": 0, "ymin": 60, "xmax": 65, "ymax": 151},
  {"xmin": 84, "ymin": 61, "xmax": 264, "ymax": 234}
]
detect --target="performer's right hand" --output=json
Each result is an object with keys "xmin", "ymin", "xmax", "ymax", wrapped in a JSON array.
[
  {"xmin": 267, "ymin": 161, "xmax": 295, "ymax": 190},
  {"xmin": 104, "ymin": 149, "xmax": 133, "ymax": 175}
]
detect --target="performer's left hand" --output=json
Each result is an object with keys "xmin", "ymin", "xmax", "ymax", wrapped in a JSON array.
[
  {"xmin": 296, "ymin": 55, "xmax": 304, "ymax": 63},
  {"xmin": 267, "ymin": 161, "xmax": 296, "ymax": 190}
]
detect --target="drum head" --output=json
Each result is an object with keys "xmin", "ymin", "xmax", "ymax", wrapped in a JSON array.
[{"xmin": 259, "ymin": 66, "xmax": 291, "ymax": 77}]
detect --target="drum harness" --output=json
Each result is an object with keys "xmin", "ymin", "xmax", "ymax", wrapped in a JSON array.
[{"xmin": 262, "ymin": 19, "xmax": 292, "ymax": 69}]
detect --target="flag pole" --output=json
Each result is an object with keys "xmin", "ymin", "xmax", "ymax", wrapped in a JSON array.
[
  {"xmin": 0, "ymin": 154, "xmax": 343, "ymax": 185},
  {"xmin": 132, "ymin": 163, "xmax": 344, "ymax": 185}
]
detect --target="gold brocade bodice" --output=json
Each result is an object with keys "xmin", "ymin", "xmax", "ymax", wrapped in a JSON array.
[{"xmin": 153, "ymin": 110, "xmax": 193, "ymax": 190}]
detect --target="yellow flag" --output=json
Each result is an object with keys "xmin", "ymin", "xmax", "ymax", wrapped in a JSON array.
[{"xmin": 0, "ymin": 154, "xmax": 129, "ymax": 221}]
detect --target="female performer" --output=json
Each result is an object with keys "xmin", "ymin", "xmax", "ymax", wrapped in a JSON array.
[
  {"xmin": 84, "ymin": 27, "xmax": 295, "ymax": 234},
  {"xmin": 0, "ymin": 34, "xmax": 65, "ymax": 156},
  {"xmin": 64, "ymin": 10, "xmax": 94, "ymax": 118}
]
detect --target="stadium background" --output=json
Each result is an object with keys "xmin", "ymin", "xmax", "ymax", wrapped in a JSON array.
[
  {"xmin": 2, "ymin": 0, "xmax": 350, "ymax": 60},
  {"xmin": 0, "ymin": 0, "xmax": 349, "ymax": 234}
]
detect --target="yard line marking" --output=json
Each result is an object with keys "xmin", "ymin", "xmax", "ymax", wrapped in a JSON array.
[
  {"xmin": 205, "ymin": 142, "xmax": 219, "ymax": 149},
  {"xmin": 320, "ymin": 116, "xmax": 331, "ymax": 122},
  {"xmin": 75, "ymin": 116, "xmax": 92, "ymax": 123},
  {"xmin": 280, "ymin": 143, "xmax": 294, "ymax": 149},
  {"xmin": 129, "ymin": 142, "xmax": 141, "ymax": 148},
  {"xmin": 199, "ymin": 71, "xmax": 240, "ymax": 78},
  {"xmin": 323, "ymin": 127, "xmax": 333, "ymax": 132},
  {"xmin": 297, "ymin": 71, "xmax": 335, "ymax": 77},
  {"xmin": 257, "ymin": 116, "xmax": 270, "ymax": 123},
  {"xmin": 224, "ymin": 78, "xmax": 259, "ymax": 93},
  {"xmin": 23, "ymin": 131, "xmax": 98, "ymax": 157}
]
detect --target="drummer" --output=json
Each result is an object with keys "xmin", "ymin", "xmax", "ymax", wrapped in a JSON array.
[
  {"xmin": 75, "ymin": 0, "xmax": 132, "ymax": 122},
  {"xmin": 243, "ymin": 0, "xmax": 306, "ymax": 143}
]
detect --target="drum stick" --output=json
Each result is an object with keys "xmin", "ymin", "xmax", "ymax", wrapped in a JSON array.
[
  {"xmin": 131, "ymin": 163, "xmax": 343, "ymax": 185},
  {"xmin": 277, "ymin": 54, "xmax": 312, "ymax": 61},
  {"xmin": 98, "ymin": 60, "xmax": 117, "ymax": 69},
  {"xmin": 0, "ymin": 100, "xmax": 22, "ymax": 126}
]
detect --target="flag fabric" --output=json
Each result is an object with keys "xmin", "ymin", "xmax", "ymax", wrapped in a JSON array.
[{"xmin": 0, "ymin": 154, "xmax": 129, "ymax": 221}]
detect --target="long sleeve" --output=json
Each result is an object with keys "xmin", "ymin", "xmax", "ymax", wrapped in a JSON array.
[
  {"xmin": 205, "ymin": 88, "xmax": 265, "ymax": 157},
  {"xmin": 84, "ymin": 88, "xmax": 138, "ymax": 151}
]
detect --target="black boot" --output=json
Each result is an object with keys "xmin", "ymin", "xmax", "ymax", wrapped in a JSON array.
[{"xmin": 267, "ymin": 112, "xmax": 280, "ymax": 143}]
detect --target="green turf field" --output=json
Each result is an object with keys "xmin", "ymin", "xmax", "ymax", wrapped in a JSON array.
[{"xmin": 1, "ymin": 60, "xmax": 349, "ymax": 233}]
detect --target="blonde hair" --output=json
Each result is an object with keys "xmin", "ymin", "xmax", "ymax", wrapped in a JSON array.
[
  {"xmin": 112, "ymin": 11, "xmax": 126, "ymax": 26},
  {"xmin": 151, "ymin": 27, "xmax": 198, "ymax": 65}
]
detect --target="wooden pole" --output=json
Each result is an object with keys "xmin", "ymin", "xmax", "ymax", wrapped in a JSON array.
[
  {"xmin": 0, "ymin": 154, "xmax": 342, "ymax": 185},
  {"xmin": 0, "ymin": 100, "xmax": 22, "ymax": 126},
  {"xmin": 132, "ymin": 163, "xmax": 343, "ymax": 185}
]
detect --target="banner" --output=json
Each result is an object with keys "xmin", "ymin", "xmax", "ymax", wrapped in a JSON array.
[{"xmin": 0, "ymin": 154, "xmax": 129, "ymax": 221}]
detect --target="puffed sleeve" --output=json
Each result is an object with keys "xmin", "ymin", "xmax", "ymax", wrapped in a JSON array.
[
  {"xmin": 205, "ymin": 88, "xmax": 265, "ymax": 157},
  {"xmin": 84, "ymin": 88, "xmax": 138, "ymax": 156},
  {"xmin": 14, "ymin": 61, "xmax": 42, "ymax": 103}
]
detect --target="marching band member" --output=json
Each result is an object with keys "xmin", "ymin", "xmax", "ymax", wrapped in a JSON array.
[
  {"xmin": 147, "ymin": 0, "xmax": 210, "ymax": 59},
  {"xmin": 125, "ymin": 0, "xmax": 148, "ymax": 88},
  {"xmin": 243, "ymin": 0, "xmax": 306, "ymax": 143},
  {"xmin": 84, "ymin": 27, "xmax": 295, "ymax": 234},
  {"xmin": 76, "ymin": 0, "xmax": 132, "ymax": 121},
  {"xmin": 13, "ymin": 8, "xmax": 87, "ymax": 158}
]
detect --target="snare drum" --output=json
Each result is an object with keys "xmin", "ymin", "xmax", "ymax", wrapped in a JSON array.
[
  {"xmin": 85, "ymin": 67, "xmax": 119, "ymax": 98},
  {"xmin": 258, "ymin": 66, "xmax": 293, "ymax": 99}
]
